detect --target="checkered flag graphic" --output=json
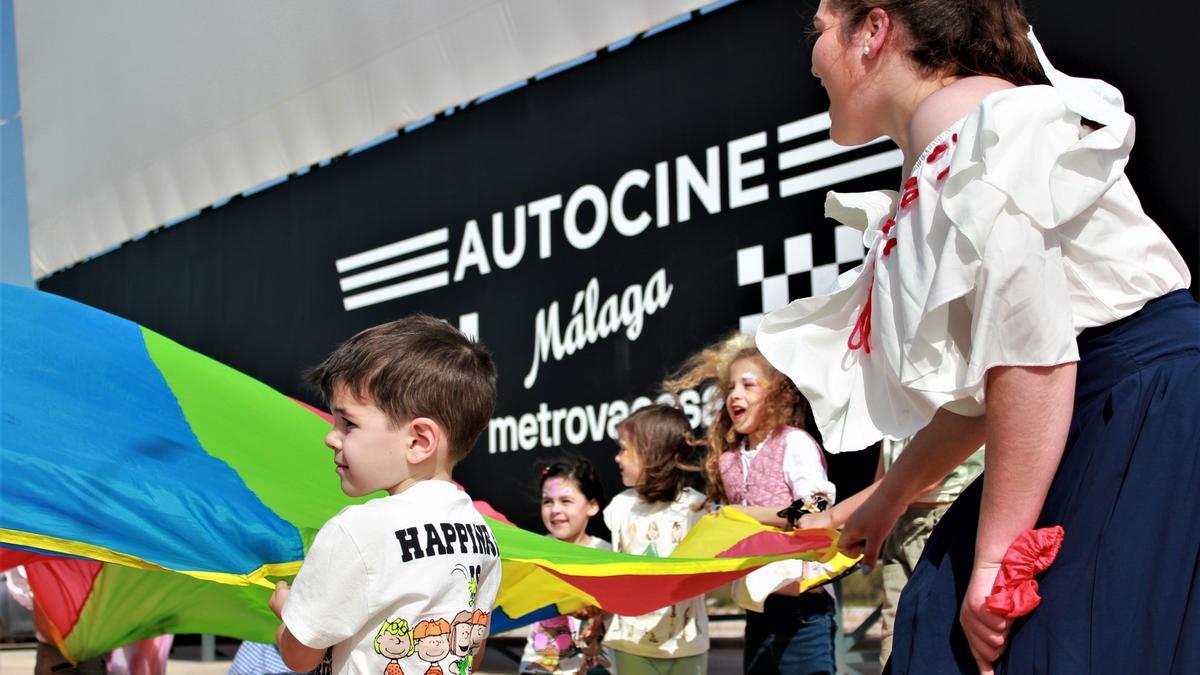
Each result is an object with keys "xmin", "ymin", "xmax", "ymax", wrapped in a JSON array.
[{"xmin": 737, "ymin": 225, "xmax": 867, "ymax": 334}]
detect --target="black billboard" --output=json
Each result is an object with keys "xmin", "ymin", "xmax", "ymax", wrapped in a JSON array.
[{"xmin": 40, "ymin": 0, "xmax": 1198, "ymax": 531}]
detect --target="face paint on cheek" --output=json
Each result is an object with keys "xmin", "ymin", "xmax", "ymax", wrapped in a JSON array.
[{"xmin": 740, "ymin": 372, "xmax": 768, "ymax": 404}]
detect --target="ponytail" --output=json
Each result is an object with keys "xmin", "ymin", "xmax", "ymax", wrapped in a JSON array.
[{"xmin": 829, "ymin": 0, "xmax": 1049, "ymax": 86}]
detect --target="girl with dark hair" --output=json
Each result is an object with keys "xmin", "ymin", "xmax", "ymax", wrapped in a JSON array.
[
  {"xmin": 603, "ymin": 404, "xmax": 709, "ymax": 674},
  {"xmin": 519, "ymin": 458, "xmax": 614, "ymax": 675},
  {"xmin": 665, "ymin": 332, "xmax": 838, "ymax": 674},
  {"xmin": 756, "ymin": 0, "xmax": 1197, "ymax": 673}
]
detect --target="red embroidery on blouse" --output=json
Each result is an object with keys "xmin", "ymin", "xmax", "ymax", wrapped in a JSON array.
[
  {"xmin": 852, "ymin": 131, "xmax": 959, "ymax": 356},
  {"xmin": 847, "ymin": 280, "xmax": 874, "ymax": 354}
]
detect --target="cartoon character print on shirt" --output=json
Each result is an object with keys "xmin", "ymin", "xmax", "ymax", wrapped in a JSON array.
[
  {"xmin": 443, "ymin": 563, "xmax": 488, "ymax": 675},
  {"xmin": 643, "ymin": 522, "xmax": 660, "ymax": 557},
  {"xmin": 448, "ymin": 611, "xmax": 476, "ymax": 675},
  {"xmin": 413, "ymin": 619, "xmax": 452, "ymax": 675},
  {"xmin": 469, "ymin": 610, "xmax": 489, "ymax": 653},
  {"xmin": 447, "ymin": 609, "xmax": 490, "ymax": 675},
  {"xmin": 620, "ymin": 513, "xmax": 695, "ymax": 649},
  {"xmin": 374, "ymin": 618, "xmax": 416, "ymax": 675},
  {"xmin": 527, "ymin": 616, "xmax": 575, "ymax": 671},
  {"xmin": 453, "ymin": 564, "xmax": 480, "ymax": 607}
]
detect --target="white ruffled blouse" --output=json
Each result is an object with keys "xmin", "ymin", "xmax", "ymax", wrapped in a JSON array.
[{"xmin": 756, "ymin": 35, "xmax": 1190, "ymax": 453}]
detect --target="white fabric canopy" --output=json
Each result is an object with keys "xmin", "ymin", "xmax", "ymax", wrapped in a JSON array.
[{"xmin": 14, "ymin": 0, "xmax": 709, "ymax": 278}]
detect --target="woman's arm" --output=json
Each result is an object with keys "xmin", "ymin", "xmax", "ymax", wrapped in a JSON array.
[
  {"xmin": 960, "ymin": 363, "xmax": 1075, "ymax": 674},
  {"xmin": 838, "ymin": 407, "xmax": 987, "ymax": 566},
  {"xmin": 798, "ymin": 477, "xmax": 883, "ymax": 531}
]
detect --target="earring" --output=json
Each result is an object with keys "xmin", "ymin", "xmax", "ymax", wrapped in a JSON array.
[{"xmin": 863, "ymin": 45, "xmax": 871, "ymax": 56}]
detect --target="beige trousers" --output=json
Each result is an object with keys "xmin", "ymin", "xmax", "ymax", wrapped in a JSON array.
[{"xmin": 879, "ymin": 505, "xmax": 949, "ymax": 666}]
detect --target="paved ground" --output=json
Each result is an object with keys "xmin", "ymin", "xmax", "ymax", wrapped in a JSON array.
[
  {"xmin": 0, "ymin": 608, "xmax": 883, "ymax": 674},
  {"xmin": 0, "ymin": 646, "xmax": 881, "ymax": 675}
]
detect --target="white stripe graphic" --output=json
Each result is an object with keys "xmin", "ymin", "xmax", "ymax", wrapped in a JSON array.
[
  {"xmin": 778, "ymin": 135, "xmax": 890, "ymax": 171},
  {"xmin": 776, "ymin": 112, "xmax": 900, "ymax": 198},
  {"xmin": 342, "ymin": 272, "xmax": 451, "ymax": 311},
  {"xmin": 778, "ymin": 149, "xmax": 904, "ymax": 198},
  {"xmin": 776, "ymin": 112, "xmax": 831, "ymax": 143},
  {"xmin": 338, "ymin": 249, "xmax": 449, "ymax": 292},
  {"xmin": 335, "ymin": 228, "xmax": 449, "ymax": 274}
]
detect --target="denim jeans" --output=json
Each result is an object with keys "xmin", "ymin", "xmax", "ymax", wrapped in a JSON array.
[{"xmin": 744, "ymin": 591, "xmax": 836, "ymax": 675}]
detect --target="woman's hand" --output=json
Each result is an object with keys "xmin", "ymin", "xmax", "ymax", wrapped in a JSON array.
[
  {"xmin": 960, "ymin": 561, "xmax": 1007, "ymax": 674},
  {"xmin": 837, "ymin": 487, "xmax": 907, "ymax": 569},
  {"xmin": 838, "ymin": 409, "xmax": 986, "ymax": 568}
]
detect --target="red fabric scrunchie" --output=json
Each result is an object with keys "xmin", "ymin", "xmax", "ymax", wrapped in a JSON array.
[{"xmin": 985, "ymin": 525, "xmax": 1065, "ymax": 619}]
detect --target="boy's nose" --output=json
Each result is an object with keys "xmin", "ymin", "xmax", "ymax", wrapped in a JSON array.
[{"xmin": 324, "ymin": 428, "xmax": 342, "ymax": 450}]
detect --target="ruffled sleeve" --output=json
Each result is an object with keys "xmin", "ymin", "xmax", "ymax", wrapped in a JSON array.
[{"xmin": 757, "ymin": 35, "xmax": 1141, "ymax": 452}]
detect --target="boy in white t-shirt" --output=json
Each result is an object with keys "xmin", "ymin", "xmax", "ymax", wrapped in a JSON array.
[{"xmin": 268, "ymin": 315, "xmax": 501, "ymax": 675}]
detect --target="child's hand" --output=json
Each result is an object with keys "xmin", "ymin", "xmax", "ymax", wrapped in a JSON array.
[
  {"xmin": 796, "ymin": 511, "xmax": 832, "ymax": 531},
  {"xmin": 568, "ymin": 605, "xmax": 599, "ymax": 620},
  {"xmin": 269, "ymin": 580, "xmax": 291, "ymax": 619},
  {"xmin": 577, "ymin": 611, "xmax": 608, "ymax": 648}
]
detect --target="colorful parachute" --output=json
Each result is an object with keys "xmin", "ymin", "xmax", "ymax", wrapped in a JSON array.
[{"xmin": 0, "ymin": 284, "xmax": 855, "ymax": 660}]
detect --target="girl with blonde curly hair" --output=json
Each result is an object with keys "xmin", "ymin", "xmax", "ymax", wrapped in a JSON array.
[{"xmin": 664, "ymin": 332, "xmax": 837, "ymax": 674}]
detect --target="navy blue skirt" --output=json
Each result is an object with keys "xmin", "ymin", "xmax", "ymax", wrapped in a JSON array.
[{"xmin": 887, "ymin": 289, "xmax": 1200, "ymax": 674}]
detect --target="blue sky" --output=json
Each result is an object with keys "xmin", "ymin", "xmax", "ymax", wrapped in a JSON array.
[{"xmin": 1, "ymin": 0, "xmax": 32, "ymax": 287}]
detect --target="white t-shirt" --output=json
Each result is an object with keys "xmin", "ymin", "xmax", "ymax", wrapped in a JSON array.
[
  {"xmin": 518, "ymin": 536, "xmax": 615, "ymax": 675},
  {"xmin": 602, "ymin": 487, "xmax": 709, "ymax": 659},
  {"xmin": 283, "ymin": 480, "xmax": 501, "ymax": 675}
]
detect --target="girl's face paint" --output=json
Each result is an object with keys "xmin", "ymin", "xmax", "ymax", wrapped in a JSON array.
[
  {"xmin": 726, "ymin": 358, "xmax": 771, "ymax": 438},
  {"xmin": 614, "ymin": 433, "xmax": 645, "ymax": 489},
  {"xmin": 540, "ymin": 476, "xmax": 598, "ymax": 545}
]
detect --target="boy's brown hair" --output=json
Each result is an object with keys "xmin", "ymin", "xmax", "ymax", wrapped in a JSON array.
[
  {"xmin": 616, "ymin": 404, "xmax": 704, "ymax": 504},
  {"xmin": 307, "ymin": 315, "xmax": 496, "ymax": 461}
]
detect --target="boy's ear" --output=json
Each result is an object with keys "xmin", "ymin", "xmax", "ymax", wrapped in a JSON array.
[
  {"xmin": 586, "ymin": 500, "xmax": 600, "ymax": 518},
  {"xmin": 405, "ymin": 417, "xmax": 442, "ymax": 464}
]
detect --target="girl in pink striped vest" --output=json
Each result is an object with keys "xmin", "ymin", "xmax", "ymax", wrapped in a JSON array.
[{"xmin": 666, "ymin": 333, "xmax": 837, "ymax": 675}]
